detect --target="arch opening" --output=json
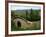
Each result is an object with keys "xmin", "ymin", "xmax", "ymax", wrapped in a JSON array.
[{"xmin": 17, "ymin": 21, "xmax": 21, "ymax": 28}]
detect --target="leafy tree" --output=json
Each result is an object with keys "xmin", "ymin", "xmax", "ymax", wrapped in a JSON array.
[
  {"xmin": 29, "ymin": 9, "xmax": 40, "ymax": 21},
  {"xmin": 26, "ymin": 10, "xmax": 28, "ymax": 20},
  {"xmin": 11, "ymin": 11, "xmax": 16, "ymax": 20},
  {"xmin": 30, "ymin": 8, "xmax": 33, "ymax": 21}
]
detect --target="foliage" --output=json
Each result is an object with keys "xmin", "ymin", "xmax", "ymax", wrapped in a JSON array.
[
  {"xmin": 11, "ymin": 9, "xmax": 40, "ymax": 21},
  {"xmin": 29, "ymin": 9, "xmax": 40, "ymax": 21}
]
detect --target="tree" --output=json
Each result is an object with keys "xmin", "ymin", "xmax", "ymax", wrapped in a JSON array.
[
  {"xmin": 11, "ymin": 11, "xmax": 16, "ymax": 20},
  {"xmin": 26, "ymin": 10, "xmax": 28, "ymax": 20},
  {"xmin": 30, "ymin": 8, "xmax": 33, "ymax": 21},
  {"xmin": 29, "ymin": 8, "xmax": 40, "ymax": 21}
]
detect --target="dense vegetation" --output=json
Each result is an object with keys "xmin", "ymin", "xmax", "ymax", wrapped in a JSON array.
[
  {"xmin": 26, "ymin": 9, "xmax": 40, "ymax": 21},
  {"xmin": 11, "ymin": 8, "xmax": 40, "ymax": 21}
]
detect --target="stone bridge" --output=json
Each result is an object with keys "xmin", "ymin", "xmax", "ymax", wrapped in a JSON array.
[{"xmin": 13, "ymin": 16, "xmax": 33, "ymax": 29}]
